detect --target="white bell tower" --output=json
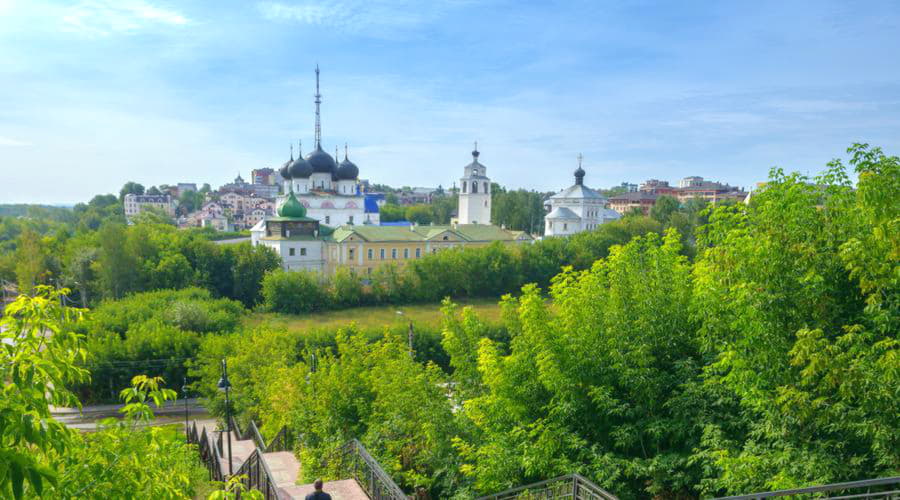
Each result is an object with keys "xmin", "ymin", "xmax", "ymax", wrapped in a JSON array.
[{"xmin": 458, "ymin": 142, "xmax": 492, "ymax": 225}]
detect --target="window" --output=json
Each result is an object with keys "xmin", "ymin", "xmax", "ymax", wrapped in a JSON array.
[
  {"xmin": 289, "ymin": 248, "xmax": 295, "ymax": 256},
  {"xmin": 472, "ymin": 182, "xmax": 478, "ymax": 193},
  {"xmin": 367, "ymin": 267, "xmax": 372, "ymax": 275},
  {"xmin": 368, "ymin": 249, "xmax": 374, "ymax": 260},
  {"xmin": 415, "ymin": 248, "xmax": 421, "ymax": 258},
  {"xmin": 563, "ymin": 223, "xmax": 568, "ymax": 230},
  {"xmin": 348, "ymin": 215, "xmax": 353, "ymax": 224},
  {"xmin": 432, "ymin": 248, "xmax": 437, "ymax": 254},
  {"xmin": 484, "ymin": 200, "xmax": 488, "ymax": 207},
  {"xmin": 484, "ymin": 182, "xmax": 488, "ymax": 192},
  {"xmin": 403, "ymin": 248, "xmax": 409, "ymax": 258},
  {"xmin": 300, "ymin": 248, "xmax": 307, "ymax": 256},
  {"xmin": 380, "ymin": 249, "xmax": 385, "ymax": 260},
  {"xmin": 391, "ymin": 248, "xmax": 397, "ymax": 259},
  {"xmin": 325, "ymin": 215, "xmax": 330, "ymax": 224},
  {"xmin": 349, "ymin": 248, "xmax": 355, "ymax": 259},
  {"xmin": 442, "ymin": 235, "xmax": 449, "ymax": 241},
  {"xmin": 462, "ymin": 182, "xmax": 467, "ymax": 193}
]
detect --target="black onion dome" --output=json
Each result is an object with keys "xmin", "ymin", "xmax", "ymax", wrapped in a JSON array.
[
  {"xmin": 305, "ymin": 145, "xmax": 337, "ymax": 174},
  {"xmin": 289, "ymin": 156, "xmax": 312, "ymax": 178},
  {"xmin": 337, "ymin": 158, "xmax": 359, "ymax": 180},
  {"xmin": 280, "ymin": 159, "xmax": 293, "ymax": 179}
]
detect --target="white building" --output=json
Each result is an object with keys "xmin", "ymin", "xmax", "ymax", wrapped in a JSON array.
[
  {"xmin": 123, "ymin": 193, "xmax": 175, "ymax": 221},
  {"xmin": 251, "ymin": 192, "xmax": 328, "ymax": 272},
  {"xmin": 544, "ymin": 156, "xmax": 621, "ymax": 237},
  {"xmin": 457, "ymin": 144, "xmax": 492, "ymax": 225},
  {"xmin": 678, "ymin": 176, "xmax": 705, "ymax": 188}
]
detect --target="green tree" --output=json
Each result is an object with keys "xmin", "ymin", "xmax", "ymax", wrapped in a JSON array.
[
  {"xmin": 649, "ymin": 194, "xmax": 680, "ymax": 224},
  {"xmin": 450, "ymin": 230, "xmax": 703, "ymax": 498},
  {"xmin": 119, "ymin": 181, "xmax": 145, "ymax": 200},
  {"xmin": 262, "ymin": 269, "xmax": 328, "ymax": 313},
  {"xmin": 14, "ymin": 228, "xmax": 49, "ymax": 294},
  {"xmin": 379, "ymin": 203, "xmax": 406, "ymax": 222},
  {"xmin": 230, "ymin": 243, "xmax": 281, "ymax": 307},
  {"xmin": 691, "ymin": 144, "xmax": 899, "ymax": 495},
  {"xmin": 0, "ymin": 287, "xmax": 89, "ymax": 499}
]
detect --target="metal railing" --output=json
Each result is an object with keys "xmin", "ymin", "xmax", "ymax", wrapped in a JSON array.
[
  {"xmin": 339, "ymin": 439, "xmax": 408, "ymax": 500},
  {"xmin": 477, "ymin": 474, "xmax": 618, "ymax": 500},
  {"xmin": 189, "ymin": 421, "xmax": 225, "ymax": 483},
  {"xmin": 714, "ymin": 476, "xmax": 900, "ymax": 499},
  {"xmin": 190, "ymin": 418, "xmax": 406, "ymax": 500},
  {"xmin": 235, "ymin": 448, "xmax": 283, "ymax": 500},
  {"xmin": 266, "ymin": 426, "xmax": 292, "ymax": 453}
]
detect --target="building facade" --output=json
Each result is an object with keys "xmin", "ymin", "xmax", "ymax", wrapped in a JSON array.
[
  {"xmin": 544, "ymin": 157, "xmax": 621, "ymax": 236},
  {"xmin": 252, "ymin": 194, "xmax": 531, "ymax": 273},
  {"xmin": 457, "ymin": 144, "xmax": 492, "ymax": 225},
  {"xmin": 123, "ymin": 193, "xmax": 175, "ymax": 221},
  {"xmin": 251, "ymin": 167, "xmax": 276, "ymax": 186}
]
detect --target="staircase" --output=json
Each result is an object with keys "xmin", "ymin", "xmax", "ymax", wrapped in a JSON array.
[{"xmin": 187, "ymin": 418, "xmax": 393, "ymax": 499}]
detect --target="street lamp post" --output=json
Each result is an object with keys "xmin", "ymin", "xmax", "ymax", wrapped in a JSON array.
[
  {"xmin": 217, "ymin": 359, "xmax": 233, "ymax": 476},
  {"xmin": 182, "ymin": 377, "xmax": 189, "ymax": 438}
]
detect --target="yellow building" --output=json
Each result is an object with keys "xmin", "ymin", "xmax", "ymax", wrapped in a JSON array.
[{"xmin": 324, "ymin": 224, "xmax": 533, "ymax": 275}]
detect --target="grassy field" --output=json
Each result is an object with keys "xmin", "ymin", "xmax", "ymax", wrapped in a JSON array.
[{"xmin": 245, "ymin": 297, "xmax": 504, "ymax": 333}]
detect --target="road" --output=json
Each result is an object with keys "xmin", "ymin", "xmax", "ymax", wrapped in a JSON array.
[{"xmin": 51, "ymin": 397, "xmax": 210, "ymax": 431}]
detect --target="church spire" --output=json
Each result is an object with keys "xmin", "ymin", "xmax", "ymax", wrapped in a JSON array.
[
  {"xmin": 472, "ymin": 141, "xmax": 480, "ymax": 160},
  {"xmin": 344, "ymin": 142, "xmax": 349, "ymax": 160},
  {"xmin": 298, "ymin": 139, "xmax": 302, "ymax": 156},
  {"xmin": 314, "ymin": 65, "xmax": 322, "ymax": 149},
  {"xmin": 290, "ymin": 143, "xmax": 293, "ymax": 161}
]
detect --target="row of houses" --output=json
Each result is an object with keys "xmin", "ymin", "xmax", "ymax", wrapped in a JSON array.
[{"xmin": 608, "ymin": 176, "xmax": 748, "ymax": 215}]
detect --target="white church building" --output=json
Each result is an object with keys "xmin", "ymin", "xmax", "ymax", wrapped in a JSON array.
[
  {"xmin": 544, "ymin": 155, "xmax": 621, "ymax": 237},
  {"xmin": 457, "ymin": 144, "xmax": 492, "ymax": 225},
  {"xmin": 270, "ymin": 67, "xmax": 379, "ymax": 228}
]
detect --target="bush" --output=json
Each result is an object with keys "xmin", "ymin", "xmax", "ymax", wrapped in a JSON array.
[
  {"xmin": 73, "ymin": 288, "xmax": 245, "ymax": 403},
  {"xmin": 262, "ymin": 269, "xmax": 329, "ymax": 314}
]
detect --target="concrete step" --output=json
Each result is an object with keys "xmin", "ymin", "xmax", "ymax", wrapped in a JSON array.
[
  {"xmin": 281, "ymin": 479, "xmax": 369, "ymax": 500},
  {"xmin": 262, "ymin": 451, "xmax": 300, "ymax": 487}
]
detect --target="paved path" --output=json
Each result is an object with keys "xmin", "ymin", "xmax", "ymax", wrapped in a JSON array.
[{"xmin": 282, "ymin": 479, "xmax": 368, "ymax": 499}]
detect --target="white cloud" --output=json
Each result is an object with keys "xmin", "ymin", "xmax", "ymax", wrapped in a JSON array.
[
  {"xmin": 62, "ymin": 0, "xmax": 188, "ymax": 37},
  {"xmin": 256, "ymin": 0, "xmax": 467, "ymax": 37}
]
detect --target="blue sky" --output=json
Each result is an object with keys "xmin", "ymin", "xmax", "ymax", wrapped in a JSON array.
[{"xmin": 1, "ymin": 0, "xmax": 899, "ymax": 204}]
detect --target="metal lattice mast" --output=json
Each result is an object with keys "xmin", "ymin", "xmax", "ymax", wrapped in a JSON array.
[{"xmin": 314, "ymin": 65, "xmax": 322, "ymax": 148}]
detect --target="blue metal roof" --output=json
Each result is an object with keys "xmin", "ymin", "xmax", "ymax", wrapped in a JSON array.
[
  {"xmin": 364, "ymin": 195, "xmax": 380, "ymax": 213},
  {"xmin": 379, "ymin": 221, "xmax": 412, "ymax": 226}
]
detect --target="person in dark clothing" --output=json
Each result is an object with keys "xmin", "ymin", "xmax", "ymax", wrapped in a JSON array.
[{"xmin": 305, "ymin": 479, "xmax": 331, "ymax": 500}]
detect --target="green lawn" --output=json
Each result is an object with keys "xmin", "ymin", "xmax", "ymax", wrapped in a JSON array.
[{"xmin": 246, "ymin": 298, "xmax": 504, "ymax": 333}]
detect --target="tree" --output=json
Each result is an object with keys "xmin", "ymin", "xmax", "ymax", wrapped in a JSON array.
[
  {"xmin": 405, "ymin": 204, "xmax": 434, "ymax": 225},
  {"xmin": 146, "ymin": 186, "xmax": 162, "ymax": 195},
  {"xmin": 379, "ymin": 203, "xmax": 406, "ymax": 222},
  {"xmin": 450, "ymin": 230, "xmax": 704, "ymax": 497},
  {"xmin": 119, "ymin": 181, "xmax": 145, "ymax": 200},
  {"xmin": 14, "ymin": 228, "xmax": 49, "ymax": 294},
  {"xmin": 649, "ymin": 194, "xmax": 680, "ymax": 224},
  {"xmin": 94, "ymin": 222, "xmax": 141, "ymax": 299},
  {"xmin": 690, "ymin": 144, "xmax": 899, "ymax": 495},
  {"xmin": 0, "ymin": 286, "xmax": 89, "ymax": 499},
  {"xmin": 231, "ymin": 243, "xmax": 281, "ymax": 307},
  {"xmin": 261, "ymin": 269, "xmax": 328, "ymax": 314}
]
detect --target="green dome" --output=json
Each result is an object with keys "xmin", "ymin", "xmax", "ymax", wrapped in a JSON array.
[{"xmin": 278, "ymin": 192, "xmax": 307, "ymax": 218}]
